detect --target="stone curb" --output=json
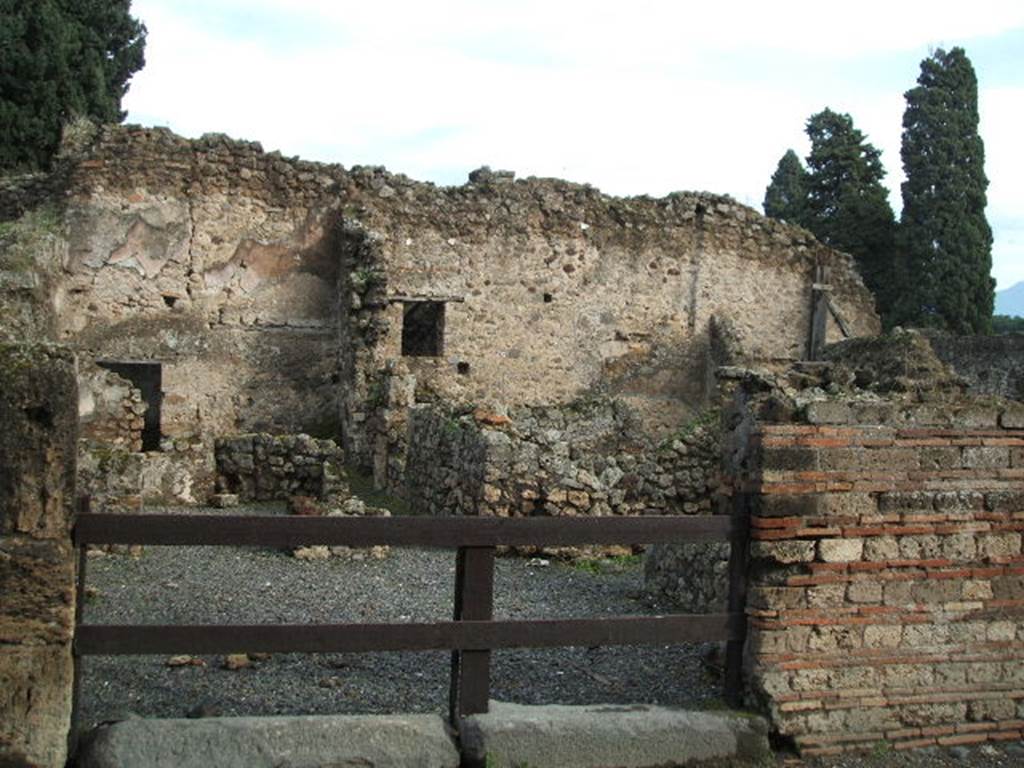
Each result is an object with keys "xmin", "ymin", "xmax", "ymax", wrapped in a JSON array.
[
  {"xmin": 74, "ymin": 704, "xmax": 771, "ymax": 768},
  {"xmin": 74, "ymin": 713, "xmax": 460, "ymax": 768},
  {"xmin": 460, "ymin": 700, "xmax": 772, "ymax": 768}
]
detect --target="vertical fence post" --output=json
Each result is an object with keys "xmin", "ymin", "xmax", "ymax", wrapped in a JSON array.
[
  {"xmin": 449, "ymin": 545, "xmax": 495, "ymax": 722},
  {"xmin": 69, "ymin": 495, "xmax": 90, "ymax": 757},
  {"xmin": 724, "ymin": 491, "xmax": 751, "ymax": 707}
]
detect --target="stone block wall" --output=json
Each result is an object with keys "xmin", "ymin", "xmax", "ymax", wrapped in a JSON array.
[
  {"xmin": 215, "ymin": 433, "xmax": 348, "ymax": 503},
  {"xmin": 729, "ymin": 338, "xmax": 1024, "ymax": 755},
  {"xmin": 0, "ymin": 343, "xmax": 78, "ymax": 767}
]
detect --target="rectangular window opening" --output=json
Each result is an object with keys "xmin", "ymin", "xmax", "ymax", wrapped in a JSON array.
[
  {"xmin": 97, "ymin": 360, "xmax": 163, "ymax": 452},
  {"xmin": 401, "ymin": 301, "xmax": 445, "ymax": 357}
]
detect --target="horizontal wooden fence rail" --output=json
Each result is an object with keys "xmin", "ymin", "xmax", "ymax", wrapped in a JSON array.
[
  {"xmin": 75, "ymin": 615, "xmax": 736, "ymax": 655},
  {"xmin": 73, "ymin": 513, "xmax": 735, "ymax": 548},
  {"xmin": 72, "ymin": 504, "xmax": 750, "ymax": 722}
]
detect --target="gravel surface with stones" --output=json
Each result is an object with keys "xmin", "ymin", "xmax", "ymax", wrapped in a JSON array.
[
  {"xmin": 78, "ymin": 504, "xmax": 1024, "ymax": 767},
  {"xmin": 78, "ymin": 503, "xmax": 720, "ymax": 729}
]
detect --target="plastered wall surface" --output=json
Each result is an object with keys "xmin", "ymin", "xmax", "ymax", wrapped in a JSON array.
[{"xmin": 2, "ymin": 124, "xmax": 879, "ymax": 503}]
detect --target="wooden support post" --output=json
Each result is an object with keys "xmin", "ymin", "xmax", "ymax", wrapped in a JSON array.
[
  {"xmin": 449, "ymin": 545, "xmax": 495, "ymax": 722},
  {"xmin": 69, "ymin": 495, "xmax": 90, "ymax": 757},
  {"xmin": 808, "ymin": 264, "xmax": 830, "ymax": 360},
  {"xmin": 724, "ymin": 492, "xmax": 751, "ymax": 707}
]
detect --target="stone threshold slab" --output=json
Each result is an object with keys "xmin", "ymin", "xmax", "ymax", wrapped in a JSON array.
[{"xmin": 460, "ymin": 701, "xmax": 771, "ymax": 768}]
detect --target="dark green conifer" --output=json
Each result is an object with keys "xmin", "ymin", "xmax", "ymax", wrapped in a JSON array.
[
  {"xmin": 802, "ymin": 109, "xmax": 899, "ymax": 322},
  {"xmin": 763, "ymin": 149, "xmax": 810, "ymax": 226},
  {"xmin": 897, "ymin": 47, "xmax": 993, "ymax": 333},
  {"xmin": 0, "ymin": 0, "xmax": 146, "ymax": 171}
]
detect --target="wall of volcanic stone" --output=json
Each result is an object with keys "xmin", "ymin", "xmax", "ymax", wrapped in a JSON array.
[
  {"xmin": 0, "ymin": 344, "xmax": 78, "ymax": 768},
  {"xmin": 3, "ymin": 123, "xmax": 881, "ymax": 503},
  {"xmin": 733, "ymin": 357, "xmax": 1024, "ymax": 755}
]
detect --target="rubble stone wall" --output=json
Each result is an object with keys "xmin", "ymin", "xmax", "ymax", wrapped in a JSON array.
[
  {"xmin": 0, "ymin": 344, "xmax": 78, "ymax": 768},
  {"xmin": 78, "ymin": 366, "xmax": 145, "ymax": 450},
  {"xmin": 405, "ymin": 398, "xmax": 720, "ymax": 521},
  {"xmin": 341, "ymin": 168, "xmax": 880, "ymax": 485},
  {"xmin": 215, "ymin": 433, "xmax": 348, "ymax": 503},
  {"xmin": 925, "ymin": 331, "xmax": 1024, "ymax": 402},
  {"xmin": 730, "ymin": 337, "xmax": 1024, "ymax": 755},
  {"xmin": 3, "ymin": 123, "xmax": 881, "ymax": 504}
]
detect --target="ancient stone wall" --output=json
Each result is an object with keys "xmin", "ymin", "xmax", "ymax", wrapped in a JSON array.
[
  {"xmin": 2, "ymin": 123, "xmax": 881, "ymax": 505},
  {"xmin": 925, "ymin": 331, "xmax": 1024, "ymax": 402},
  {"xmin": 0, "ymin": 344, "xmax": 78, "ymax": 767},
  {"xmin": 52, "ymin": 126, "xmax": 346, "ymax": 502},
  {"xmin": 405, "ymin": 397, "xmax": 719, "ymax": 522},
  {"xmin": 340, "ymin": 165, "xmax": 880, "ymax": 488},
  {"xmin": 78, "ymin": 367, "xmax": 145, "ymax": 450},
  {"xmin": 0, "ymin": 206, "xmax": 66, "ymax": 344},
  {"xmin": 215, "ymin": 433, "xmax": 348, "ymax": 503},
  {"xmin": 727, "ymin": 334, "xmax": 1024, "ymax": 755}
]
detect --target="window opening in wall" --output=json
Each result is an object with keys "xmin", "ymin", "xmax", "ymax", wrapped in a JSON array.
[
  {"xmin": 457, "ymin": 361, "xmax": 470, "ymax": 375},
  {"xmin": 401, "ymin": 301, "xmax": 445, "ymax": 357},
  {"xmin": 543, "ymin": 292, "xmax": 553, "ymax": 303},
  {"xmin": 97, "ymin": 360, "xmax": 163, "ymax": 452}
]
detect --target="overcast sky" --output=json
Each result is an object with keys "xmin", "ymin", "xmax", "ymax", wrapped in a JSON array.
[{"xmin": 122, "ymin": 0, "xmax": 1024, "ymax": 290}]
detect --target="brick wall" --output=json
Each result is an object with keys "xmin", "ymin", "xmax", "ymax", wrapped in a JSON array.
[{"xmin": 739, "ymin": 387, "xmax": 1024, "ymax": 755}]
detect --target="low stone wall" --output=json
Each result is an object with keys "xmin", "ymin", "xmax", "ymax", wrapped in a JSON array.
[
  {"xmin": 405, "ymin": 405, "xmax": 487, "ymax": 516},
  {"xmin": 77, "ymin": 447, "xmax": 207, "ymax": 511},
  {"xmin": 215, "ymin": 433, "xmax": 348, "ymax": 503},
  {"xmin": 0, "ymin": 343, "xmax": 78, "ymax": 768},
  {"xmin": 404, "ymin": 399, "xmax": 720, "ymax": 520},
  {"xmin": 78, "ymin": 367, "xmax": 146, "ymax": 451},
  {"xmin": 729, "ymin": 334, "xmax": 1024, "ymax": 755}
]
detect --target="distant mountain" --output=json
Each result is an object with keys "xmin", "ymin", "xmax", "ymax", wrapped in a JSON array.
[{"xmin": 996, "ymin": 281, "xmax": 1024, "ymax": 318}]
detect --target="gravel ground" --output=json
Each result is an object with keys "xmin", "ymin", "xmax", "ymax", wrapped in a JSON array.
[
  {"xmin": 77, "ymin": 503, "xmax": 1024, "ymax": 767},
  {"xmin": 78, "ymin": 504, "xmax": 718, "ymax": 729}
]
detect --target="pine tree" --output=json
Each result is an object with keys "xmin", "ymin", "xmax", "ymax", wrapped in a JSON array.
[
  {"xmin": 897, "ymin": 47, "xmax": 993, "ymax": 333},
  {"xmin": 763, "ymin": 149, "xmax": 810, "ymax": 226},
  {"xmin": 0, "ymin": 0, "xmax": 146, "ymax": 171},
  {"xmin": 803, "ymin": 108, "xmax": 899, "ymax": 321}
]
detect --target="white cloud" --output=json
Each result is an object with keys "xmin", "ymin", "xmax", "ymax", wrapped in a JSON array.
[{"xmin": 124, "ymin": 0, "xmax": 1023, "ymax": 285}]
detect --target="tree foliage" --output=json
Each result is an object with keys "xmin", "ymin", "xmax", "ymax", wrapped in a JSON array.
[
  {"xmin": 897, "ymin": 47, "xmax": 993, "ymax": 334},
  {"xmin": 763, "ymin": 149, "xmax": 810, "ymax": 226},
  {"xmin": 802, "ymin": 109, "xmax": 899, "ymax": 320},
  {"xmin": 0, "ymin": 0, "xmax": 146, "ymax": 171},
  {"xmin": 992, "ymin": 315, "xmax": 1024, "ymax": 335}
]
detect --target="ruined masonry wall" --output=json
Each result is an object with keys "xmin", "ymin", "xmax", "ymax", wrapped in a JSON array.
[
  {"xmin": 405, "ymin": 400, "xmax": 719, "ymax": 520},
  {"xmin": 0, "ymin": 344, "xmax": 78, "ymax": 768},
  {"xmin": 215, "ymin": 433, "xmax": 348, "ymax": 503},
  {"xmin": 345, "ymin": 170, "xmax": 880, "ymax": 479},
  {"xmin": 742, "ymin": 398, "xmax": 1024, "ymax": 755},
  {"xmin": 925, "ymin": 331, "xmax": 1024, "ymax": 403},
  {"xmin": 78, "ymin": 367, "xmax": 145, "ymax": 450},
  {"xmin": 3, "ymin": 123, "xmax": 881, "ymax": 505},
  {"xmin": 56, "ymin": 127, "xmax": 347, "ymax": 502}
]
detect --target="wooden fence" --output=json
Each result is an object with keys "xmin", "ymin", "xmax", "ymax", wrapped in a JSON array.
[{"xmin": 72, "ymin": 497, "xmax": 750, "ymax": 725}]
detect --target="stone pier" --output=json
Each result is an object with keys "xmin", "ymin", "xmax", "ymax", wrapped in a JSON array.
[{"xmin": 0, "ymin": 343, "xmax": 79, "ymax": 767}]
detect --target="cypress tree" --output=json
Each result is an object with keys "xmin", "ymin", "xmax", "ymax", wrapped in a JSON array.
[
  {"xmin": 0, "ymin": 0, "xmax": 146, "ymax": 172},
  {"xmin": 764, "ymin": 149, "xmax": 810, "ymax": 226},
  {"xmin": 897, "ymin": 47, "xmax": 993, "ymax": 333},
  {"xmin": 803, "ymin": 109, "xmax": 899, "ymax": 322}
]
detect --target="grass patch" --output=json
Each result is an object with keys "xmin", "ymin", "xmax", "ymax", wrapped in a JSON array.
[
  {"xmin": 344, "ymin": 465, "xmax": 412, "ymax": 516},
  {"xmin": 570, "ymin": 553, "xmax": 643, "ymax": 575}
]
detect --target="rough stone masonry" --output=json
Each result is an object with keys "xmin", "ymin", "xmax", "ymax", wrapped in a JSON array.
[
  {"xmin": 1, "ymin": 121, "xmax": 880, "ymax": 511},
  {"xmin": 0, "ymin": 343, "xmax": 78, "ymax": 767},
  {"xmin": 725, "ymin": 332, "xmax": 1024, "ymax": 756}
]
